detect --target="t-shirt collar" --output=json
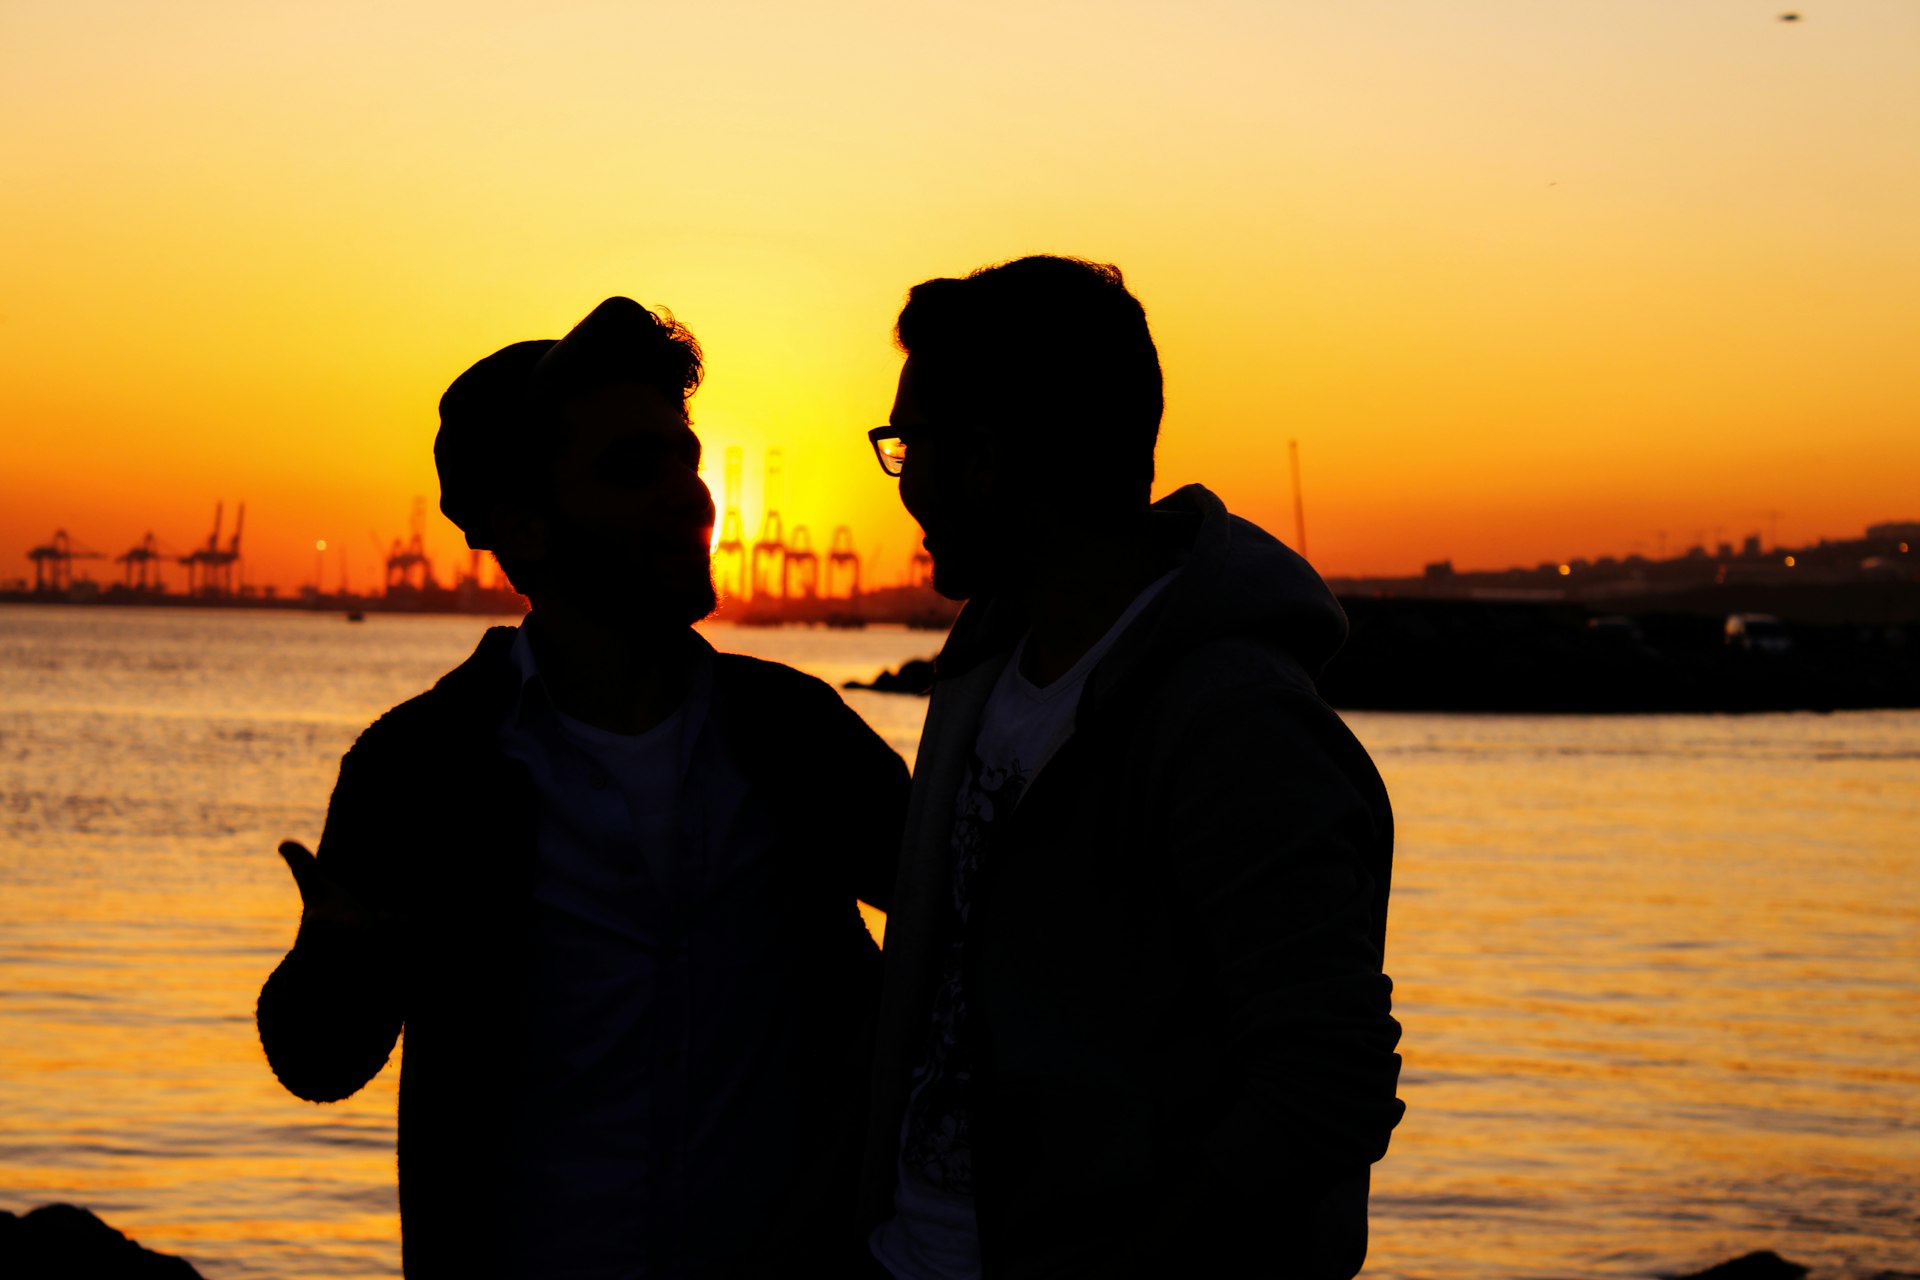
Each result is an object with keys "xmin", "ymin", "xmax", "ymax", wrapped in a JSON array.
[{"xmin": 503, "ymin": 619, "xmax": 714, "ymax": 733}]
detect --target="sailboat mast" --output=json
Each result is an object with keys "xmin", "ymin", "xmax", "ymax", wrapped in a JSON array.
[{"xmin": 1289, "ymin": 438, "xmax": 1308, "ymax": 558}]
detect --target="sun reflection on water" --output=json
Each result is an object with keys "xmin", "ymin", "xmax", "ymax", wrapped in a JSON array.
[{"xmin": 1, "ymin": 608, "xmax": 1914, "ymax": 1279}]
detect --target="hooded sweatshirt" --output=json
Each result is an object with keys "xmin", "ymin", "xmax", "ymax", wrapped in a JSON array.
[{"xmin": 861, "ymin": 484, "xmax": 1405, "ymax": 1280}]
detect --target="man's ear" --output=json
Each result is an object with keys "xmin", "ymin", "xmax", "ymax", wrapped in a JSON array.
[{"xmin": 489, "ymin": 501, "xmax": 552, "ymax": 568}]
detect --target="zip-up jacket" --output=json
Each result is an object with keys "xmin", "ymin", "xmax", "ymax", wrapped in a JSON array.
[{"xmin": 861, "ymin": 485, "xmax": 1404, "ymax": 1279}]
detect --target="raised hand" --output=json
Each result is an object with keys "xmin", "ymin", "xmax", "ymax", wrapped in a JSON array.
[
  {"xmin": 261, "ymin": 840, "xmax": 407, "ymax": 1104},
  {"xmin": 278, "ymin": 839, "xmax": 376, "ymax": 940}
]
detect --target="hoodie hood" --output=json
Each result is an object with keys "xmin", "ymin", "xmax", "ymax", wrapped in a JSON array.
[{"xmin": 936, "ymin": 483, "xmax": 1349, "ymax": 712}]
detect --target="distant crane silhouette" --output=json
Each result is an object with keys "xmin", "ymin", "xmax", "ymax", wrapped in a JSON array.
[
  {"xmin": 713, "ymin": 446, "xmax": 747, "ymax": 600},
  {"xmin": 750, "ymin": 449, "xmax": 787, "ymax": 600},
  {"xmin": 385, "ymin": 497, "xmax": 438, "ymax": 593},
  {"xmin": 27, "ymin": 529, "xmax": 104, "ymax": 594},
  {"xmin": 116, "ymin": 532, "xmax": 166, "ymax": 591},
  {"xmin": 180, "ymin": 502, "xmax": 244, "ymax": 597},
  {"xmin": 907, "ymin": 546, "xmax": 934, "ymax": 588},
  {"xmin": 784, "ymin": 526, "xmax": 819, "ymax": 599},
  {"xmin": 825, "ymin": 526, "xmax": 861, "ymax": 598},
  {"xmin": 180, "ymin": 503, "xmax": 220, "ymax": 595}
]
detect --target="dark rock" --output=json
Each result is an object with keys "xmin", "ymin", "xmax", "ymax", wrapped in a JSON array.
[
  {"xmin": 0, "ymin": 1204, "xmax": 203, "ymax": 1278},
  {"xmin": 843, "ymin": 657, "xmax": 937, "ymax": 695},
  {"xmin": 1660, "ymin": 1251, "xmax": 1810, "ymax": 1280}
]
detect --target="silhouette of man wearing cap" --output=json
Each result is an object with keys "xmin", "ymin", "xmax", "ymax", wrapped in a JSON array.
[{"xmin": 259, "ymin": 297, "xmax": 908, "ymax": 1278}]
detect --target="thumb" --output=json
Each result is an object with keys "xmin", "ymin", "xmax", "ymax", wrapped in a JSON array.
[
  {"xmin": 279, "ymin": 838, "xmax": 374, "ymax": 934},
  {"xmin": 278, "ymin": 839, "xmax": 320, "ymax": 900}
]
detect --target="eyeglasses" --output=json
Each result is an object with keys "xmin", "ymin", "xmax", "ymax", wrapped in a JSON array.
[
  {"xmin": 868, "ymin": 422, "xmax": 976, "ymax": 476},
  {"xmin": 868, "ymin": 426, "xmax": 912, "ymax": 477}
]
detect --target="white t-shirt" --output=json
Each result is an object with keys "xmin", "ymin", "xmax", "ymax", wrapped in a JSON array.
[
  {"xmin": 871, "ymin": 568, "xmax": 1178, "ymax": 1280},
  {"xmin": 496, "ymin": 629, "xmax": 713, "ymax": 1275}
]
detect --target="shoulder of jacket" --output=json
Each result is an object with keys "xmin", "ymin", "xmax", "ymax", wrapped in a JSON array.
[
  {"xmin": 343, "ymin": 634, "xmax": 515, "ymax": 764},
  {"xmin": 1152, "ymin": 634, "xmax": 1319, "ymax": 706},
  {"xmin": 341, "ymin": 688, "xmax": 457, "ymax": 767},
  {"xmin": 710, "ymin": 654, "xmax": 903, "ymax": 799},
  {"xmin": 1106, "ymin": 636, "xmax": 1338, "ymax": 760},
  {"xmin": 712, "ymin": 651, "xmax": 844, "ymax": 709}
]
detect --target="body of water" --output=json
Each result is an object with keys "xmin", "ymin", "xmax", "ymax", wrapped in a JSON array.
[{"xmin": 1, "ymin": 605, "xmax": 1914, "ymax": 1278}]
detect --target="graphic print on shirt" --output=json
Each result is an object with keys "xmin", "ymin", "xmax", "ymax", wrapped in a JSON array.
[{"xmin": 902, "ymin": 751, "xmax": 1030, "ymax": 1196}]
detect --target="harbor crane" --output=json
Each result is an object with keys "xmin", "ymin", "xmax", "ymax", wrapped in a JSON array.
[
  {"xmin": 784, "ymin": 526, "xmax": 819, "ymax": 599},
  {"xmin": 825, "ymin": 526, "xmax": 861, "ymax": 598},
  {"xmin": 180, "ymin": 502, "xmax": 243, "ymax": 597},
  {"xmin": 713, "ymin": 446, "xmax": 747, "ymax": 600},
  {"xmin": 27, "ymin": 530, "xmax": 104, "ymax": 594},
  {"xmin": 749, "ymin": 450, "xmax": 787, "ymax": 600},
  {"xmin": 116, "ymin": 533, "xmax": 167, "ymax": 592},
  {"xmin": 384, "ymin": 498, "xmax": 438, "ymax": 593}
]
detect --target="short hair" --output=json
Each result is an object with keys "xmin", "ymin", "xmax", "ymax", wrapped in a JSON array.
[
  {"xmin": 435, "ymin": 297, "xmax": 703, "ymax": 551},
  {"xmin": 894, "ymin": 255, "xmax": 1162, "ymax": 505}
]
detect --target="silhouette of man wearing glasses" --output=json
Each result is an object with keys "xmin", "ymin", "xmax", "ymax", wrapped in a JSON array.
[
  {"xmin": 860, "ymin": 257, "xmax": 1403, "ymax": 1279},
  {"xmin": 259, "ymin": 297, "xmax": 907, "ymax": 1278}
]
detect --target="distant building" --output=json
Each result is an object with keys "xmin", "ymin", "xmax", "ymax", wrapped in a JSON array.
[
  {"xmin": 1867, "ymin": 521, "xmax": 1920, "ymax": 543},
  {"xmin": 1424, "ymin": 560, "xmax": 1455, "ymax": 581}
]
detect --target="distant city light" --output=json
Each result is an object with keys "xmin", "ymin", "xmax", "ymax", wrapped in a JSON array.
[
  {"xmin": 1558, "ymin": 563, "xmax": 1572, "ymax": 576},
  {"xmin": 1783, "ymin": 555, "xmax": 1796, "ymax": 567},
  {"xmin": 1902, "ymin": 543, "xmax": 1911, "ymax": 554},
  {"xmin": 315, "ymin": 539, "xmax": 327, "ymax": 552}
]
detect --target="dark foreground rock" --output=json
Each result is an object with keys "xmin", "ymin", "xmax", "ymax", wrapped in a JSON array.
[
  {"xmin": 0, "ymin": 1204, "xmax": 203, "ymax": 1278},
  {"xmin": 1662, "ymin": 1251, "xmax": 1809, "ymax": 1280},
  {"xmin": 1665, "ymin": 1256, "xmax": 1920, "ymax": 1280},
  {"xmin": 844, "ymin": 657, "xmax": 938, "ymax": 695}
]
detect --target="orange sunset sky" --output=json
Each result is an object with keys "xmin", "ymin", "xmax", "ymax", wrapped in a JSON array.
[{"xmin": 3, "ymin": 1, "xmax": 1916, "ymax": 594}]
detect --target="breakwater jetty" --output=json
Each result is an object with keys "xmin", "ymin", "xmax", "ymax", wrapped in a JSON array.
[{"xmin": 847, "ymin": 592, "xmax": 1919, "ymax": 714}]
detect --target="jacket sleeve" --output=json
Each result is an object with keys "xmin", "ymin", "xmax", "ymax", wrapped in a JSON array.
[
  {"xmin": 1150, "ymin": 683, "xmax": 1404, "ymax": 1232},
  {"xmin": 818, "ymin": 686, "xmax": 911, "ymax": 915},
  {"xmin": 256, "ymin": 739, "xmax": 407, "ymax": 1104}
]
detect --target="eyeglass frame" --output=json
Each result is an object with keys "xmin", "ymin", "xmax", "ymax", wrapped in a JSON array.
[
  {"xmin": 868, "ymin": 425, "xmax": 914, "ymax": 477},
  {"xmin": 868, "ymin": 420, "xmax": 988, "ymax": 477}
]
